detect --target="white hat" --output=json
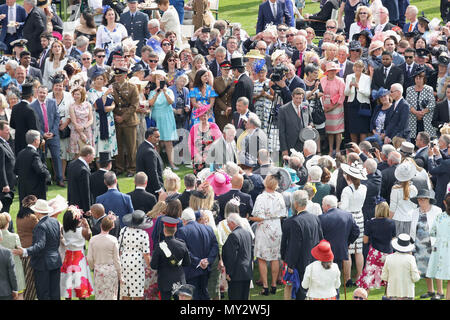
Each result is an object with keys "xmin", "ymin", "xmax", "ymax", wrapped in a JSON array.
[
  {"xmin": 30, "ymin": 199, "xmax": 54, "ymax": 214},
  {"xmin": 392, "ymin": 233, "xmax": 415, "ymax": 253},
  {"xmin": 394, "ymin": 161, "xmax": 417, "ymax": 182},
  {"xmin": 129, "ymin": 76, "xmax": 149, "ymax": 87},
  {"xmin": 341, "ymin": 162, "xmax": 368, "ymax": 181},
  {"xmin": 152, "ymin": 70, "xmax": 167, "ymax": 78},
  {"xmin": 47, "ymin": 195, "xmax": 68, "ymax": 217},
  {"xmin": 306, "ymin": 155, "xmax": 321, "ymax": 172}
]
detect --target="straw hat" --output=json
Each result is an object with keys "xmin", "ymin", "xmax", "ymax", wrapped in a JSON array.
[
  {"xmin": 245, "ymin": 49, "xmax": 265, "ymax": 60},
  {"xmin": 394, "ymin": 161, "xmax": 417, "ymax": 182},
  {"xmin": 30, "ymin": 199, "xmax": 54, "ymax": 214},
  {"xmin": 397, "ymin": 141, "xmax": 416, "ymax": 156},
  {"xmin": 392, "ymin": 233, "xmax": 415, "ymax": 253},
  {"xmin": 368, "ymin": 40, "xmax": 384, "ymax": 54},
  {"xmin": 323, "ymin": 62, "xmax": 340, "ymax": 75},
  {"xmin": 311, "ymin": 240, "xmax": 334, "ymax": 262},
  {"xmin": 129, "ymin": 76, "xmax": 149, "ymax": 87},
  {"xmin": 340, "ymin": 162, "xmax": 368, "ymax": 180}
]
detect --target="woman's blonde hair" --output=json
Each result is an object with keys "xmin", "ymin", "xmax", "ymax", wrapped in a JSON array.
[
  {"xmin": 264, "ymin": 174, "xmax": 279, "ymax": 191},
  {"xmin": 189, "ymin": 185, "xmax": 214, "ymax": 211},
  {"xmin": 392, "ymin": 136, "xmax": 406, "ymax": 149},
  {"xmin": 355, "ymin": 6, "xmax": 372, "ymax": 23},
  {"xmin": 0, "ymin": 212, "xmax": 11, "ymax": 229},
  {"xmin": 0, "ymin": 94, "xmax": 7, "ymax": 110},
  {"xmin": 375, "ymin": 201, "xmax": 390, "ymax": 218},
  {"xmin": 147, "ymin": 201, "xmax": 168, "ymax": 218},
  {"xmin": 163, "ymin": 169, "xmax": 181, "ymax": 192}
]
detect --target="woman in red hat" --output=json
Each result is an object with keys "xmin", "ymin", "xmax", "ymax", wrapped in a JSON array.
[{"xmin": 302, "ymin": 240, "xmax": 341, "ymax": 300}]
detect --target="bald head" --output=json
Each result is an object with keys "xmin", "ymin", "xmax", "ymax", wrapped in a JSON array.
[
  {"xmin": 90, "ymin": 203, "xmax": 105, "ymax": 219},
  {"xmin": 231, "ymin": 174, "xmax": 244, "ymax": 189}
]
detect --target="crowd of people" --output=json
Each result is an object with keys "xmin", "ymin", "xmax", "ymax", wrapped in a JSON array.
[{"xmin": 0, "ymin": 0, "xmax": 449, "ymax": 302}]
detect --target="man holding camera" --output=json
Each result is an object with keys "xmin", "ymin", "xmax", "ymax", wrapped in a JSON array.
[{"xmin": 276, "ymin": 63, "xmax": 306, "ymax": 104}]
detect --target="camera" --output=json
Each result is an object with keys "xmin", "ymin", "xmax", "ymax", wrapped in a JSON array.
[
  {"xmin": 270, "ymin": 64, "xmax": 289, "ymax": 82},
  {"xmin": 159, "ymin": 80, "xmax": 166, "ymax": 89},
  {"xmin": 420, "ymin": 99, "xmax": 430, "ymax": 109},
  {"xmin": 147, "ymin": 82, "xmax": 157, "ymax": 91},
  {"xmin": 430, "ymin": 136, "xmax": 438, "ymax": 148},
  {"xmin": 430, "ymin": 45, "xmax": 446, "ymax": 57},
  {"xmin": 345, "ymin": 143, "xmax": 354, "ymax": 149},
  {"xmin": 202, "ymin": 27, "xmax": 211, "ymax": 33},
  {"xmin": 369, "ymin": 147, "xmax": 376, "ymax": 153}
]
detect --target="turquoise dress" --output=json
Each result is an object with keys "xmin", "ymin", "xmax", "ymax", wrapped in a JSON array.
[
  {"xmin": 188, "ymin": 85, "xmax": 218, "ymax": 128},
  {"xmin": 426, "ymin": 212, "xmax": 450, "ymax": 280},
  {"xmin": 150, "ymin": 90, "xmax": 178, "ymax": 141}
]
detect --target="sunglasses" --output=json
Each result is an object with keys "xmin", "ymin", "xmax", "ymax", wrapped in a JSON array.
[
  {"xmin": 287, "ymin": 34, "xmax": 295, "ymax": 37},
  {"xmin": 149, "ymin": 60, "xmax": 158, "ymax": 63},
  {"xmin": 208, "ymin": 47, "xmax": 215, "ymax": 50},
  {"xmin": 353, "ymin": 296, "xmax": 365, "ymax": 300},
  {"xmin": 162, "ymin": 43, "xmax": 171, "ymax": 46},
  {"xmin": 96, "ymin": 55, "xmax": 106, "ymax": 58},
  {"xmin": 405, "ymin": 56, "xmax": 414, "ymax": 59},
  {"xmin": 359, "ymin": 12, "xmax": 368, "ymax": 15},
  {"xmin": 167, "ymin": 59, "xmax": 176, "ymax": 62},
  {"xmin": 278, "ymin": 28, "xmax": 287, "ymax": 32},
  {"xmin": 326, "ymin": 26, "xmax": 336, "ymax": 29},
  {"xmin": 82, "ymin": 58, "xmax": 91, "ymax": 61}
]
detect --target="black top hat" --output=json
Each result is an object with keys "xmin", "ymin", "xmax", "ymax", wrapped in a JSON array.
[
  {"xmin": 230, "ymin": 57, "xmax": 245, "ymax": 69},
  {"xmin": 21, "ymin": 82, "xmax": 34, "ymax": 96},
  {"xmin": 416, "ymin": 48, "xmax": 429, "ymax": 58},
  {"xmin": 97, "ymin": 152, "xmax": 112, "ymax": 166}
]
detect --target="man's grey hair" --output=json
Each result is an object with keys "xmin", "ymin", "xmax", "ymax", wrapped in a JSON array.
[
  {"xmin": 441, "ymin": 134, "xmax": 450, "ymax": 146},
  {"xmin": 338, "ymin": 45, "xmax": 349, "ymax": 54},
  {"xmin": 322, "ymin": 195, "xmax": 338, "ymax": 208},
  {"xmin": 292, "ymin": 190, "xmax": 309, "ymax": 209},
  {"xmin": 62, "ymin": 32, "xmax": 73, "ymax": 39},
  {"xmin": 6, "ymin": 60, "xmax": 18, "ymax": 71},
  {"xmin": 308, "ymin": 165, "xmax": 323, "ymax": 182},
  {"xmin": 223, "ymin": 123, "xmax": 236, "ymax": 135},
  {"xmin": 391, "ymin": 83, "xmax": 403, "ymax": 95},
  {"xmin": 258, "ymin": 149, "xmax": 270, "ymax": 163},
  {"xmin": 148, "ymin": 19, "xmax": 160, "ymax": 28},
  {"xmin": 224, "ymin": 161, "xmax": 240, "ymax": 176},
  {"xmin": 382, "ymin": 144, "xmax": 395, "ymax": 157},
  {"xmin": 104, "ymin": 171, "xmax": 117, "ymax": 187},
  {"xmin": 303, "ymin": 139, "xmax": 317, "ymax": 155},
  {"xmin": 237, "ymin": 96, "xmax": 249, "ymax": 106},
  {"xmin": 359, "ymin": 141, "xmax": 372, "ymax": 153},
  {"xmin": 215, "ymin": 46, "xmax": 226, "ymax": 55},
  {"xmin": 25, "ymin": 130, "xmax": 40, "ymax": 144},
  {"xmin": 23, "ymin": 0, "xmax": 36, "ymax": 6},
  {"xmin": 76, "ymin": 36, "xmax": 89, "ymax": 48},
  {"xmin": 248, "ymin": 112, "xmax": 261, "ymax": 128},
  {"xmin": 388, "ymin": 151, "xmax": 401, "ymax": 164},
  {"xmin": 227, "ymin": 213, "xmax": 242, "ymax": 227},
  {"xmin": 407, "ymin": 5, "xmax": 418, "ymax": 15},
  {"xmin": 290, "ymin": 152, "xmax": 305, "ymax": 167},
  {"xmin": 135, "ymin": 172, "xmax": 148, "ymax": 186},
  {"xmin": 181, "ymin": 207, "xmax": 196, "ymax": 222},
  {"xmin": 364, "ymin": 158, "xmax": 377, "ymax": 174},
  {"xmin": 81, "ymin": 51, "xmax": 92, "ymax": 59}
]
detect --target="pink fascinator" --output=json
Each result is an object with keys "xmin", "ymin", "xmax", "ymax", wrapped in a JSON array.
[{"xmin": 193, "ymin": 104, "xmax": 210, "ymax": 118}]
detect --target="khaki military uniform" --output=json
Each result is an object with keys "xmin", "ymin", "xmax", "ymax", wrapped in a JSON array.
[
  {"xmin": 112, "ymin": 80, "xmax": 140, "ymax": 175},
  {"xmin": 213, "ymin": 75, "xmax": 234, "ymax": 131}
]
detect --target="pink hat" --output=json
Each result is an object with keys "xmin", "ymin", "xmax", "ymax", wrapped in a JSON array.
[
  {"xmin": 193, "ymin": 104, "xmax": 210, "ymax": 118},
  {"xmin": 206, "ymin": 172, "xmax": 232, "ymax": 196}
]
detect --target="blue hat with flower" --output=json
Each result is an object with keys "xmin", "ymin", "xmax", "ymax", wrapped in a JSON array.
[
  {"xmin": 371, "ymin": 87, "xmax": 390, "ymax": 100},
  {"xmin": 252, "ymin": 59, "xmax": 266, "ymax": 74}
]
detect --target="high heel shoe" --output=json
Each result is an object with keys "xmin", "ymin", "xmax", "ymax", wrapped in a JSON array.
[
  {"xmin": 270, "ymin": 286, "xmax": 277, "ymax": 294},
  {"xmin": 260, "ymin": 287, "xmax": 269, "ymax": 296}
]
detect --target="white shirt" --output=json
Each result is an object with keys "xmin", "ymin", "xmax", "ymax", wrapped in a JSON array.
[
  {"xmin": 7, "ymin": 4, "xmax": 16, "ymax": 34},
  {"xmin": 390, "ymin": 184, "xmax": 418, "ymax": 222},
  {"xmin": 339, "ymin": 183, "xmax": 367, "ymax": 213},
  {"xmin": 302, "ymin": 261, "xmax": 341, "ymax": 299},
  {"xmin": 27, "ymin": 144, "xmax": 37, "ymax": 151},
  {"xmin": 78, "ymin": 157, "xmax": 89, "ymax": 169}
]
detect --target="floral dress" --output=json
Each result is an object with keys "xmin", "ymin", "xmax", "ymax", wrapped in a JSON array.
[
  {"xmin": 253, "ymin": 191, "xmax": 287, "ymax": 261},
  {"xmin": 253, "ymin": 78, "xmax": 279, "ymax": 153},
  {"xmin": 68, "ymin": 101, "xmax": 94, "ymax": 154},
  {"xmin": 426, "ymin": 212, "xmax": 450, "ymax": 280},
  {"xmin": 193, "ymin": 125, "xmax": 215, "ymax": 175},
  {"xmin": 143, "ymin": 217, "xmax": 160, "ymax": 300},
  {"xmin": 188, "ymin": 85, "xmax": 218, "ymax": 128},
  {"xmin": 87, "ymin": 87, "xmax": 118, "ymax": 158}
]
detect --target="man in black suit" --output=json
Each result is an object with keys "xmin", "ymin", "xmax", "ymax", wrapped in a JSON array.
[
  {"xmin": 371, "ymin": 51, "xmax": 404, "ymax": 91},
  {"xmin": 136, "ymin": 127, "xmax": 165, "ymax": 198},
  {"xmin": 281, "ymin": 190, "xmax": 323, "ymax": 300},
  {"xmin": 231, "ymin": 56, "xmax": 254, "ymax": 113},
  {"xmin": 67, "ymin": 145, "xmax": 95, "ymax": 213},
  {"xmin": 217, "ymin": 174, "xmax": 253, "ymax": 222},
  {"xmin": 9, "ymin": 82, "xmax": 38, "ymax": 156},
  {"xmin": 278, "ymin": 87, "xmax": 311, "ymax": 157},
  {"xmin": 414, "ymin": 48, "xmax": 437, "ymax": 89},
  {"xmin": 414, "ymin": 131, "xmax": 430, "ymax": 171},
  {"xmin": 22, "ymin": 0, "xmax": 46, "ymax": 59},
  {"xmin": 90, "ymin": 152, "xmax": 114, "ymax": 201},
  {"xmin": 278, "ymin": 63, "xmax": 306, "ymax": 103},
  {"xmin": 14, "ymin": 129, "xmax": 51, "ymax": 202},
  {"xmin": 222, "ymin": 213, "xmax": 253, "ymax": 300},
  {"xmin": 87, "ymin": 203, "xmax": 120, "ymax": 238},
  {"xmin": 178, "ymin": 174, "xmax": 196, "ymax": 210},
  {"xmin": 207, "ymin": 46, "xmax": 226, "ymax": 78},
  {"xmin": 13, "ymin": 199, "xmax": 62, "ymax": 300},
  {"xmin": 0, "ymin": 121, "xmax": 15, "ymax": 213},
  {"xmin": 37, "ymin": 32, "xmax": 52, "ymax": 73},
  {"xmin": 399, "ymin": 48, "xmax": 420, "ymax": 92},
  {"xmin": 127, "ymin": 172, "xmax": 157, "ymax": 213},
  {"xmin": 232, "ymin": 96, "xmax": 250, "ymax": 132},
  {"xmin": 432, "ymin": 84, "xmax": 450, "ymax": 133},
  {"xmin": 380, "ymin": 151, "xmax": 401, "ymax": 203}
]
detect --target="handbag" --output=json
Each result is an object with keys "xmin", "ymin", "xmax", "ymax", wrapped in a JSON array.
[
  {"xmin": 358, "ymin": 103, "xmax": 372, "ymax": 117},
  {"xmin": 59, "ymin": 126, "xmax": 71, "ymax": 139},
  {"xmin": 310, "ymin": 97, "xmax": 326, "ymax": 124}
]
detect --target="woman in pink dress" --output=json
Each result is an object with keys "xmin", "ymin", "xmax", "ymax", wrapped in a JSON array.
[
  {"xmin": 320, "ymin": 62, "xmax": 346, "ymax": 156},
  {"xmin": 68, "ymin": 86, "xmax": 94, "ymax": 157}
]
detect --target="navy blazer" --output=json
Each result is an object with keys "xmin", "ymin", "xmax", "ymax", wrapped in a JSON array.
[
  {"xmin": 176, "ymin": 221, "xmax": 219, "ymax": 280},
  {"xmin": 26, "ymin": 215, "xmax": 62, "ymax": 271},
  {"xmin": 30, "ymin": 98, "xmax": 59, "ymax": 137},
  {"xmin": 217, "ymin": 189, "xmax": 254, "ymax": 222},
  {"xmin": 428, "ymin": 157, "xmax": 450, "ymax": 211},
  {"xmin": 369, "ymin": 104, "xmax": 392, "ymax": 133},
  {"xmin": 119, "ymin": 10, "xmax": 149, "ymax": 54},
  {"xmin": 222, "ymin": 226, "xmax": 253, "ymax": 281},
  {"xmin": 0, "ymin": 4, "xmax": 27, "ymax": 43},
  {"xmin": 384, "ymin": 98, "xmax": 410, "ymax": 139},
  {"xmin": 96, "ymin": 189, "xmax": 134, "ymax": 228},
  {"xmin": 318, "ymin": 208, "xmax": 360, "ymax": 262},
  {"xmin": 402, "ymin": 21, "xmax": 419, "ymax": 34},
  {"xmin": 256, "ymin": 0, "xmax": 291, "ymax": 34},
  {"xmin": 361, "ymin": 169, "xmax": 382, "ymax": 223}
]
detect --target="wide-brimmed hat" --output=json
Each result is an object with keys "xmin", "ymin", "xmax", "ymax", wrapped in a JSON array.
[
  {"xmin": 392, "ymin": 233, "xmax": 415, "ymax": 253},
  {"xmin": 193, "ymin": 104, "xmax": 210, "ymax": 118},
  {"xmin": 30, "ymin": 199, "xmax": 54, "ymax": 214},
  {"xmin": 47, "ymin": 195, "xmax": 68, "ymax": 217},
  {"xmin": 411, "ymin": 189, "xmax": 436, "ymax": 205},
  {"xmin": 394, "ymin": 161, "xmax": 417, "ymax": 182},
  {"xmin": 340, "ymin": 162, "xmax": 368, "ymax": 180},
  {"xmin": 129, "ymin": 76, "xmax": 149, "ymax": 87},
  {"xmin": 299, "ymin": 127, "xmax": 319, "ymax": 143},
  {"xmin": 368, "ymin": 40, "xmax": 384, "ymax": 54},
  {"xmin": 268, "ymin": 167, "xmax": 291, "ymax": 192},
  {"xmin": 305, "ymin": 155, "xmax": 322, "ymax": 172},
  {"xmin": 371, "ymin": 87, "xmax": 390, "ymax": 100},
  {"xmin": 397, "ymin": 141, "xmax": 416, "ymax": 156},
  {"xmin": 438, "ymin": 53, "xmax": 450, "ymax": 66},
  {"xmin": 122, "ymin": 210, "xmax": 153, "ymax": 229},
  {"xmin": 311, "ymin": 240, "xmax": 334, "ymax": 262},
  {"xmin": 10, "ymin": 39, "xmax": 28, "ymax": 48},
  {"xmin": 245, "ymin": 49, "xmax": 265, "ymax": 60},
  {"xmin": 206, "ymin": 172, "xmax": 232, "ymax": 196},
  {"xmin": 352, "ymin": 30, "xmax": 372, "ymax": 46},
  {"xmin": 411, "ymin": 66, "xmax": 426, "ymax": 78},
  {"xmin": 349, "ymin": 40, "xmax": 362, "ymax": 51},
  {"xmin": 323, "ymin": 62, "xmax": 340, "ymax": 75}
]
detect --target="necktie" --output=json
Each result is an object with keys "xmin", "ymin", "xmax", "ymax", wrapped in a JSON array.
[
  {"xmin": 339, "ymin": 63, "xmax": 344, "ymax": 77},
  {"xmin": 272, "ymin": 2, "xmax": 277, "ymax": 18},
  {"xmin": 131, "ymin": 13, "xmax": 135, "ymax": 22},
  {"xmin": 407, "ymin": 65, "xmax": 411, "ymax": 76},
  {"xmin": 238, "ymin": 117, "xmax": 243, "ymax": 128},
  {"xmin": 297, "ymin": 51, "xmax": 303, "ymax": 76},
  {"xmin": 384, "ymin": 67, "xmax": 388, "ymax": 80},
  {"xmin": 2, "ymin": 139, "xmax": 12, "ymax": 155},
  {"xmin": 41, "ymin": 102, "xmax": 49, "ymax": 133},
  {"xmin": 408, "ymin": 23, "xmax": 413, "ymax": 32},
  {"xmin": 8, "ymin": 6, "xmax": 15, "ymax": 34}
]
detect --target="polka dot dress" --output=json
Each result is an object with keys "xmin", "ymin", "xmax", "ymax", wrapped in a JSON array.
[{"xmin": 119, "ymin": 227, "xmax": 150, "ymax": 298}]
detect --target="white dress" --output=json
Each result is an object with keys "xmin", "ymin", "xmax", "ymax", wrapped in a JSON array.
[
  {"xmin": 160, "ymin": 6, "xmax": 182, "ymax": 49},
  {"xmin": 95, "ymin": 24, "xmax": 128, "ymax": 58},
  {"xmin": 253, "ymin": 191, "xmax": 287, "ymax": 261},
  {"xmin": 42, "ymin": 57, "xmax": 68, "ymax": 88},
  {"xmin": 119, "ymin": 227, "xmax": 150, "ymax": 298},
  {"xmin": 339, "ymin": 183, "xmax": 367, "ymax": 254}
]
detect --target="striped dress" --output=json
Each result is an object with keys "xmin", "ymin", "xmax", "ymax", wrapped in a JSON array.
[{"xmin": 320, "ymin": 76, "xmax": 345, "ymax": 134}]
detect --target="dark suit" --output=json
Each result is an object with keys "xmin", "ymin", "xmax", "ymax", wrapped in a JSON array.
[
  {"xmin": 400, "ymin": 62, "xmax": 420, "ymax": 91},
  {"xmin": 256, "ymin": 0, "xmax": 291, "ymax": 34},
  {"xmin": 96, "ymin": 189, "xmax": 134, "ymax": 228},
  {"xmin": 9, "ymin": 100, "xmax": 39, "ymax": 156},
  {"xmin": 232, "ymin": 111, "xmax": 249, "ymax": 131},
  {"xmin": 318, "ymin": 208, "xmax": 359, "ymax": 263},
  {"xmin": 176, "ymin": 221, "xmax": 219, "ymax": 300},
  {"xmin": 384, "ymin": 98, "xmax": 410, "ymax": 139},
  {"xmin": 178, "ymin": 189, "xmax": 192, "ymax": 210},
  {"xmin": 414, "ymin": 147, "xmax": 429, "ymax": 171},
  {"xmin": 31, "ymin": 98, "xmax": 63, "ymax": 183},
  {"xmin": 67, "ymin": 158, "xmax": 91, "ymax": 213},
  {"xmin": 279, "ymin": 75, "xmax": 306, "ymax": 103},
  {"xmin": 380, "ymin": 164, "xmax": 399, "ymax": 203},
  {"xmin": 136, "ymin": 140, "xmax": 164, "ymax": 198},
  {"xmin": 0, "ymin": 4, "xmax": 26, "ymax": 53},
  {"xmin": 14, "ymin": 145, "xmax": 51, "ymax": 202},
  {"xmin": 370, "ymin": 22, "xmax": 396, "ymax": 35},
  {"xmin": 150, "ymin": 235, "xmax": 191, "ymax": 300},
  {"xmin": 89, "ymin": 214, "xmax": 120, "ymax": 238},
  {"xmin": 222, "ymin": 226, "xmax": 253, "ymax": 300},
  {"xmin": 402, "ymin": 21, "xmax": 419, "ymax": 34},
  {"xmin": 0, "ymin": 138, "xmax": 15, "ymax": 212},
  {"xmin": 281, "ymin": 210, "xmax": 323, "ymax": 300},
  {"xmin": 371, "ymin": 64, "xmax": 404, "ymax": 91},
  {"xmin": 22, "ymin": 6, "xmax": 47, "ymax": 59},
  {"xmin": 25, "ymin": 215, "xmax": 62, "ymax": 300},
  {"xmin": 89, "ymin": 169, "xmax": 108, "ymax": 201},
  {"xmin": 231, "ymin": 73, "xmax": 254, "ymax": 113},
  {"xmin": 361, "ymin": 169, "xmax": 382, "ymax": 224},
  {"xmin": 127, "ymin": 188, "xmax": 157, "ymax": 213},
  {"xmin": 0, "ymin": 246, "xmax": 17, "ymax": 299},
  {"xmin": 278, "ymin": 101, "xmax": 310, "ymax": 154},
  {"xmin": 26, "ymin": 65, "xmax": 43, "ymax": 83},
  {"xmin": 217, "ymin": 189, "xmax": 254, "ymax": 222},
  {"xmin": 120, "ymin": 10, "xmax": 150, "ymax": 55},
  {"xmin": 428, "ymin": 157, "xmax": 450, "ymax": 211},
  {"xmin": 207, "ymin": 59, "xmax": 221, "ymax": 78},
  {"xmin": 336, "ymin": 60, "xmax": 354, "ymax": 80},
  {"xmin": 432, "ymin": 99, "xmax": 450, "ymax": 134}
]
